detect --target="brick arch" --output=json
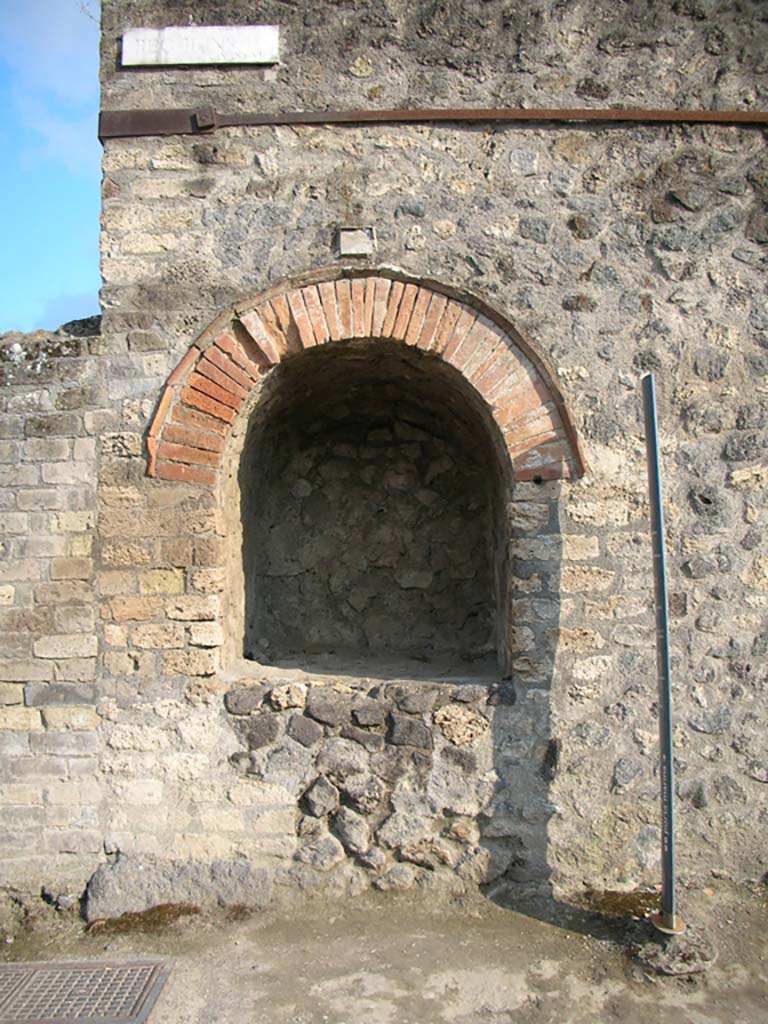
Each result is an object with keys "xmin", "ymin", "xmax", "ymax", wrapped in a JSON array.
[{"xmin": 147, "ymin": 270, "xmax": 586, "ymax": 485}]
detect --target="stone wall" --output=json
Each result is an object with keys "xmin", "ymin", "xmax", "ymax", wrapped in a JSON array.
[{"xmin": 0, "ymin": 0, "xmax": 766, "ymax": 910}]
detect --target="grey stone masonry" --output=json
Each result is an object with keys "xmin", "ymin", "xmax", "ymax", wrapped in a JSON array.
[{"xmin": 0, "ymin": 1, "xmax": 766, "ymax": 911}]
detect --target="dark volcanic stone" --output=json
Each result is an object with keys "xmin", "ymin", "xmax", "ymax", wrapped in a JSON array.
[
  {"xmin": 224, "ymin": 686, "xmax": 266, "ymax": 715},
  {"xmin": 241, "ymin": 713, "xmax": 280, "ymax": 750},
  {"xmin": 306, "ymin": 690, "xmax": 350, "ymax": 727},
  {"xmin": 352, "ymin": 700, "xmax": 387, "ymax": 727},
  {"xmin": 341, "ymin": 725, "xmax": 385, "ymax": 752},
  {"xmin": 287, "ymin": 714, "xmax": 324, "ymax": 748},
  {"xmin": 388, "ymin": 714, "xmax": 433, "ymax": 749}
]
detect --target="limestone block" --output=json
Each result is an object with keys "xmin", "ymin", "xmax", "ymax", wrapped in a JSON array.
[
  {"xmin": 162, "ymin": 648, "xmax": 218, "ymax": 677},
  {"xmin": 189, "ymin": 621, "xmax": 225, "ymax": 647},
  {"xmin": 33, "ymin": 634, "xmax": 98, "ymax": 659},
  {"xmin": 0, "ymin": 707, "xmax": 42, "ymax": 731},
  {"xmin": 270, "ymin": 683, "xmax": 307, "ymax": 710},
  {"xmin": 132, "ymin": 623, "xmax": 186, "ymax": 649},
  {"xmin": 139, "ymin": 569, "xmax": 185, "ymax": 595},
  {"xmin": 41, "ymin": 707, "xmax": 99, "ymax": 731},
  {"xmin": 0, "ymin": 683, "xmax": 23, "ymax": 705},
  {"xmin": 165, "ymin": 595, "xmax": 219, "ymax": 620}
]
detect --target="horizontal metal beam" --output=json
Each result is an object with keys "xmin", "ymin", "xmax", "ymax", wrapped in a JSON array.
[{"xmin": 99, "ymin": 105, "xmax": 768, "ymax": 141}]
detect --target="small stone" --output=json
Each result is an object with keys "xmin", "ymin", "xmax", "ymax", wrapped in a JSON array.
[
  {"xmin": 332, "ymin": 807, "xmax": 371, "ymax": 855},
  {"xmin": 374, "ymin": 864, "xmax": 416, "ymax": 891},
  {"xmin": 270, "ymin": 683, "xmax": 307, "ymax": 710},
  {"xmin": 508, "ymin": 149, "xmax": 539, "ymax": 176},
  {"xmin": 388, "ymin": 714, "xmax": 433, "ymax": 749},
  {"xmin": 287, "ymin": 714, "xmax": 324, "ymax": 748},
  {"xmin": 224, "ymin": 686, "xmax": 266, "ymax": 715},
  {"xmin": 303, "ymin": 775, "xmax": 339, "ymax": 817},
  {"xmin": 348, "ymin": 54, "xmax": 373, "ymax": 78}
]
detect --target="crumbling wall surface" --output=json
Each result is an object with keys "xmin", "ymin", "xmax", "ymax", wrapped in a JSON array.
[{"xmin": 0, "ymin": 1, "xmax": 766, "ymax": 906}]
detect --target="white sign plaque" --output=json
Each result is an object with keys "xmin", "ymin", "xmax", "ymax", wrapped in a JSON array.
[{"xmin": 122, "ymin": 26, "xmax": 280, "ymax": 67}]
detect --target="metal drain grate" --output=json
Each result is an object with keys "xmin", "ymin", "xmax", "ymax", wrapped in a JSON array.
[{"xmin": 0, "ymin": 961, "xmax": 169, "ymax": 1024}]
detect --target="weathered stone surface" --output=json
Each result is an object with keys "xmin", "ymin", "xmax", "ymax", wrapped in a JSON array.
[
  {"xmin": 340, "ymin": 725, "xmax": 385, "ymax": 753},
  {"xmin": 83, "ymin": 855, "xmax": 272, "ymax": 921}
]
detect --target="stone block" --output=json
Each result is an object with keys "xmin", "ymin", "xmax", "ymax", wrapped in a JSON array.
[
  {"xmin": 0, "ymin": 585, "xmax": 14, "ymax": 606},
  {"xmin": 162, "ymin": 648, "xmax": 218, "ymax": 677},
  {"xmin": 0, "ymin": 659, "xmax": 53, "ymax": 682},
  {"xmin": 55, "ymin": 657, "xmax": 97, "ymax": 683},
  {"xmin": 24, "ymin": 683, "xmax": 97, "ymax": 706},
  {"xmin": 50, "ymin": 557, "xmax": 93, "ymax": 580},
  {"xmin": 189, "ymin": 621, "xmax": 225, "ymax": 647},
  {"xmin": 33, "ymin": 634, "xmax": 98, "ymax": 659},
  {"xmin": 41, "ymin": 706, "xmax": 100, "ymax": 730},
  {"xmin": 139, "ymin": 568, "xmax": 185, "ymax": 595},
  {"xmin": 165, "ymin": 595, "xmax": 219, "ymax": 620},
  {"xmin": 83, "ymin": 855, "xmax": 272, "ymax": 921},
  {"xmin": 44, "ymin": 780, "xmax": 103, "ymax": 805},
  {"xmin": 108, "ymin": 596, "xmax": 163, "ymax": 620},
  {"xmin": 0, "ymin": 706, "xmax": 42, "ymax": 731},
  {"xmin": 0, "ymin": 682, "xmax": 24, "ymax": 705},
  {"xmin": 132, "ymin": 622, "xmax": 186, "ymax": 649},
  {"xmin": 30, "ymin": 731, "xmax": 100, "ymax": 755},
  {"xmin": 270, "ymin": 683, "xmax": 306, "ymax": 710}
]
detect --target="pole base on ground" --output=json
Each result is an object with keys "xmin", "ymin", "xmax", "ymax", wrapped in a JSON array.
[{"xmin": 650, "ymin": 911, "xmax": 686, "ymax": 935}]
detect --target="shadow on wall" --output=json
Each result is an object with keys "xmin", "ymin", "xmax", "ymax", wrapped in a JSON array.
[{"xmin": 478, "ymin": 482, "xmax": 562, "ymax": 911}]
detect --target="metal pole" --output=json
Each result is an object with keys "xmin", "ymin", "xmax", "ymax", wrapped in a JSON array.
[{"xmin": 642, "ymin": 374, "xmax": 685, "ymax": 935}]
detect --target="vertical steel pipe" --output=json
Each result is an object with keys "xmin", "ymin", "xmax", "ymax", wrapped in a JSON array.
[{"xmin": 642, "ymin": 374, "xmax": 686, "ymax": 935}]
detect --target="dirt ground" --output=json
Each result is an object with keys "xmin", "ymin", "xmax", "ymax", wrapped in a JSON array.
[{"xmin": 2, "ymin": 881, "xmax": 766, "ymax": 1024}]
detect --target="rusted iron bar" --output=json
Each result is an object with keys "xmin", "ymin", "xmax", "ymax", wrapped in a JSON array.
[{"xmin": 99, "ymin": 105, "xmax": 768, "ymax": 140}]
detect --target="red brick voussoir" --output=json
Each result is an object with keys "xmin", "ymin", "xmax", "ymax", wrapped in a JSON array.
[{"xmin": 146, "ymin": 271, "xmax": 586, "ymax": 486}]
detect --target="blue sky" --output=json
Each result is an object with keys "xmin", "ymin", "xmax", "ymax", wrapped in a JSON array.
[{"xmin": 0, "ymin": 0, "xmax": 101, "ymax": 332}]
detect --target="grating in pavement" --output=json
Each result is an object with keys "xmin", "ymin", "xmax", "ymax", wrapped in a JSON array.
[{"xmin": 0, "ymin": 961, "xmax": 169, "ymax": 1024}]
